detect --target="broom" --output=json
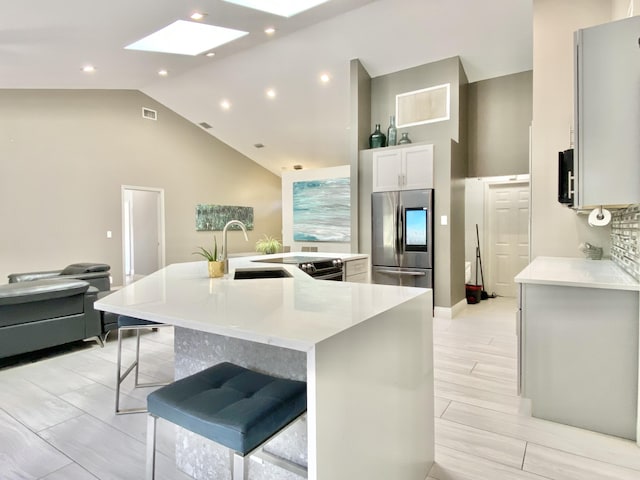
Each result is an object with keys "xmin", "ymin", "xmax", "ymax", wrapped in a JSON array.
[{"xmin": 475, "ymin": 224, "xmax": 489, "ymax": 300}]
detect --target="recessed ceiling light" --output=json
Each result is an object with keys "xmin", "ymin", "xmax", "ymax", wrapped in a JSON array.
[
  {"xmin": 82, "ymin": 65, "xmax": 96, "ymax": 73},
  {"xmin": 223, "ymin": 0, "xmax": 329, "ymax": 17},
  {"xmin": 220, "ymin": 100, "xmax": 231, "ymax": 110},
  {"xmin": 264, "ymin": 27, "xmax": 276, "ymax": 35},
  {"xmin": 125, "ymin": 20, "xmax": 248, "ymax": 56},
  {"xmin": 266, "ymin": 88, "xmax": 276, "ymax": 99},
  {"xmin": 158, "ymin": 69, "xmax": 168, "ymax": 76},
  {"xmin": 206, "ymin": 52, "xmax": 216, "ymax": 57},
  {"xmin": 320, "ymin": 73, "xmax": 330, "ymax": 83},
  {"xmin": 190, "ymin": 12, "xmax": 206, "ymax": 20}
]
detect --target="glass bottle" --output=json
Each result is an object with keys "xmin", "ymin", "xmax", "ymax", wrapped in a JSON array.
[
  {"xmin": 368, "ymin": 124, "xmax": 386, "ymax": 149},
  {"xmin": 398, "ymin": 132, "xmax": 412, "ymax": 145},
  {"xmin": 387, "ymin": 115, "xmax": 397, "ymax": 146}
]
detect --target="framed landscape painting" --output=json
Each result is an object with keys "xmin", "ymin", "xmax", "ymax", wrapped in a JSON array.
[
  {"xmin": 195, "ymin": 204, "xmax": 254, "ymax": 231},
  {"xmin": 293, "ymin": 177, "xmax": 350, "ymax": 242}
]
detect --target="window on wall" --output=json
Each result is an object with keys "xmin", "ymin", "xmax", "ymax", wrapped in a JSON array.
[{"xmin": 396, "ymin": 83, "xmax": 450, "ymax": 128}]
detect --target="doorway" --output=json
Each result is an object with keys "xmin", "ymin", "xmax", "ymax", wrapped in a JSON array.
[
  {"xmin": 122, "ymin": 186, "xmax": 165, "ymax": 286},
  {"xmin": 484, "ymin": 181, "xmax": 530, "ymax": 297}
]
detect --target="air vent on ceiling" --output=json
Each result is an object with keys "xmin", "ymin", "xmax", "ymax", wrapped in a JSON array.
[
  {"xmin": 199, "ymin": 122, "xmax": 213, "ymax": 129},
  {"xmin": 142, "ymin": 107, "xmax": 157, "ymax": 121}
]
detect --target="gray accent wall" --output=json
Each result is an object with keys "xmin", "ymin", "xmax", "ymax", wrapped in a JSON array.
[
  {"xmin": 356, "ymin": 57, "xmax": 468, "ymax": 308},
  {"xmin": 467, "ymin": 71, "xmax": 532, "ymax": 177},
  {"xmin": 0, "ymin": 90, "xmax": 282, "ymax": 285}
]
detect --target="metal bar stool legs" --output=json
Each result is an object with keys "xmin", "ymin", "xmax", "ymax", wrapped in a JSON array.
[{"xmin": 115, "ymin": 316, "xmax": 172, "ymax": 415}]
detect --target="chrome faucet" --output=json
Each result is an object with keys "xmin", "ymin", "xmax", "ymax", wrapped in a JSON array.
[{"xmin": 221, "ymin": 220, "xmax": 249, "ymax": 274}]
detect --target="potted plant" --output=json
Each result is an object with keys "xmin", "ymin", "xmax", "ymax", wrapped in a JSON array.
[
  {"xmin": 255, "ymin": 235, "xmax": 282, "ymax": 255},
  {"xmin": 193, "ymin": 236, "xmax": 224, "ymax": 278}
]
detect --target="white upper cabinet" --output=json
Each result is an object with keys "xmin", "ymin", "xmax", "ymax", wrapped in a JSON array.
[
  {"xmin": 574, "ymin": 16, "xmax": 640, "ymax": 207},
  {"xmin": 372, "ymin": 144, "xmax": 434, "ymax": 192}
]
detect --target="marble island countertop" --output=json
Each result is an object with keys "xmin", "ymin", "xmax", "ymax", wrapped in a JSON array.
[
  {"xmin": 515, "ymin": 256, "xmax": 640, "ymax": 291},
  {"xmin": 95, "ymin": 253, "xmax": 428, "ymax": 352}
]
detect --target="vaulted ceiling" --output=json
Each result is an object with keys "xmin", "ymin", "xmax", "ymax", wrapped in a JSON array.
[{"xmin": 1, "ymin": 0, "xmax": 533, "ymax": 175}]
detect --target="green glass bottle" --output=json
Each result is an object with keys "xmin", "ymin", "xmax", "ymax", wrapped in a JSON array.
[{"xmin": 369, "ymin": 124, "xmax": 386, "ymax": 149}]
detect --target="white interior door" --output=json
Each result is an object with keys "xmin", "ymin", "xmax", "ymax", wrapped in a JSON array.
[
  {"xmin": 485, "ymin": 182, "xmax": 529, "ymax": 297},
  {"xmin": 122, "ymin": 186, "xmax": 165, "ymax": 285}
]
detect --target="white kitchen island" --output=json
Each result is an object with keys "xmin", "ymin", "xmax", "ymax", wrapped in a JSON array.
[{"xmin": 96, "ymin": 254, "xmax": 434, "ymax": 480}]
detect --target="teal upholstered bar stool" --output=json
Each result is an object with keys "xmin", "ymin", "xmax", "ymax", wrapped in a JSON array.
[
  {"xmin": 115, "ymin": 315, "xmax": 173, "ymax": 415},
  {"xmin": 146, "ymin": 362, "xmax": 307, "ymax": 479}
]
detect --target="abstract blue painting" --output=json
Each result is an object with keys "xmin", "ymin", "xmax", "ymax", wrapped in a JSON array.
[{"xmin": 293, "ymin": 177, "xmax": 350, "ymax": 242}]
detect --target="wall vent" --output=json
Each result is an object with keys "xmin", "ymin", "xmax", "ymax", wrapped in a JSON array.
[
  {"xmin": 199, "ymin": 122, "xmax": 213, "ymax": 129},
  {"xmin": 142, "ymin": 107, "xmax": 157, "ymax": 121}
]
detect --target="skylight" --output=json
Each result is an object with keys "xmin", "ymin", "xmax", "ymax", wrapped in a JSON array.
[
  {"xmin": 222, "ymin": 0, "xmax": 330, "ymax": 18},
  {"xmin": 125, "ymin": 20, "xmax": 248, "ymax": 56}
]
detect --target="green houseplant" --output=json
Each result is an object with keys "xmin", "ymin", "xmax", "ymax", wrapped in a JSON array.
[
  {"xmin": 193, "ymin": 236, "xmax": 224, "ymax": 278},
  {"xmin": 255, "ymin": 235, "xmax": 282, "ymax": 255}
]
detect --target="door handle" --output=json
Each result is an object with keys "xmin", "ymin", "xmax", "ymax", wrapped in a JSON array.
[{"xmin": 376, "ymin": 270, "xmax": 426, "ymax": 276}]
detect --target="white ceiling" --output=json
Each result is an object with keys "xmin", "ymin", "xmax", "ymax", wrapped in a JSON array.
[{"xmin": 0, "ymin": 0, "xmax": 533, "ymax": 176}]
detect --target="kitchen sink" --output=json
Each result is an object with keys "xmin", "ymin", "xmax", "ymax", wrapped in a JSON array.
[{"xmin": 233, "ymin": 267, "xmax": 292, "ymax": 280}]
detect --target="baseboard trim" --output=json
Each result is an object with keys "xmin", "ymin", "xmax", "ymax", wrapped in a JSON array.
[{"xmin": 434, "ymin": 298, "xmax": 467, "ymax": 319}]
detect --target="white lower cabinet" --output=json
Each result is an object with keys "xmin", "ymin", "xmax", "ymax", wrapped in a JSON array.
[
  {"xmin": 519, "ymin": 283, "xmax": 639, "ymax": 440},
  {"xmin": 344, "ymin": 258, "xmax": 369, "ymax": 283}
]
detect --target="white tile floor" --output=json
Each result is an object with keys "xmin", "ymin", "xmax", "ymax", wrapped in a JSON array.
[{"xmin": 1, "ymin": 296, "xmax": 639, "ymax": 479}]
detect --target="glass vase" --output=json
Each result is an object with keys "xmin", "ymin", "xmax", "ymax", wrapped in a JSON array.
[
  {"xmin": 369, "ymin": 124, "xmax": 386, "ymax": 149},
  {"xmin": 387, "ymin": 115, "xmax": 397, "ymax": 146},
  {"xmin": 398, "ymin": 132, "xmax": 412, "ymax": 145}
]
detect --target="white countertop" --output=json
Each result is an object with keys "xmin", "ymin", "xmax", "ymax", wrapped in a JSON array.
[
  {"xmin": 515, "ymin": 256, "xmax": 640, "ymax": 291},
  {"xmin": 95, "ymin": 253, "xmax": 427, "ymax": 352}
]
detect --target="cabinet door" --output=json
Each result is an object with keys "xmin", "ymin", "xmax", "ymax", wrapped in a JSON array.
[
  {"xmin": 403, "ymin": 145, "xmax": 434, "ymax": 190},
  {"xmin": 372, "ymin": 150, "xmax": 402, "ymax": 192},
  {"xmin": 575, "ymin": 16, "xmax": 640, "ymax": 206}
]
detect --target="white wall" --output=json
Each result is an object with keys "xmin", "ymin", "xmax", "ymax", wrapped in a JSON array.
[
  {"xmin": 0, "ymin": 90, "xmax": 282, "ymax": 285},
  {"xmin": 530, "ymin": 0, "xmax": 615, "ymax": 259},
  {"xmin": 282, "ymin": 165, "xmax": 352, "ymax": 253}
]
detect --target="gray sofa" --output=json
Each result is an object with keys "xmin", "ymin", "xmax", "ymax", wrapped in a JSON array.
[
  {"xmin": 0, "ymin": 278, "xmax": 102, "ymax": 359},
  {"xmin": 8, "ymin": 262, "xmax": 111, "ymax": 291},
  {"xmin": 7, "ymin": 262, "xmax": 117, "ymax": 336}
]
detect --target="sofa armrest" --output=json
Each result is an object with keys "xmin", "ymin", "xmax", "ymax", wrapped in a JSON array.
[
  {"xmin": 8, "ymin": 270, "xmax": 63, "ymax": 283},
  {"xmin": 84, "ymin": 286, "xmax": 102, "ymax": 338},
  {"xmin": 0, "ymin": 278, "xmax": 90, "ymax": 306}
]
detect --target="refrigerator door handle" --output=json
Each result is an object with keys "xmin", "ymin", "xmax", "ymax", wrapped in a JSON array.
[
  {"xmin": 398, "ymin": 203, "xmax": 404, "ymax": 252},
  {"xmin": 376, "ymin": 269, "xmax": 426, "ymax": 276},
  {"xmin": 394, "ymin": 198, "xmax": 401, "ymax": 254}
]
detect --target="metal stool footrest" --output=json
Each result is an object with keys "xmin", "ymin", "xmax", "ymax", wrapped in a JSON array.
[{"xmin": 115, "ymin": 317, "xmax": 173, "ymax": 415}]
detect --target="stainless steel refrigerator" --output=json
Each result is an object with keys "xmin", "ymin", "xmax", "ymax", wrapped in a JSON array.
[{"xmin": 371, "ymin": 189, "xmax": 433, "ymax": 288}]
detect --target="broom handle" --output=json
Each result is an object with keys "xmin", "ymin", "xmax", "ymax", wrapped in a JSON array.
[{"xmin": 476, "ymin": 224, "xmax": 485, "ymax": 289}]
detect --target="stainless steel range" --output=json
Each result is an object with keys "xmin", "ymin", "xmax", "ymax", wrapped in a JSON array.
[{"xmin": 253, "ymin": 256, "xmax": 344, "ymax": 281}]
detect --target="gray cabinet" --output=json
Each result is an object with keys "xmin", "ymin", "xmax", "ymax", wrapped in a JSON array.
[
  {"xmin": 574, "ymin": 16, "xmax": 640, "ymax": 207},
  {"xmin": 519, "ymin": 282, "xmax": 639, "ymax": 440}
]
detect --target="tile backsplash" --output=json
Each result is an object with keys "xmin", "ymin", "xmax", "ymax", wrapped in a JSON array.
[{"xmin": 611, "ymin": 204, "xmax": 640, "ymax": 281}]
